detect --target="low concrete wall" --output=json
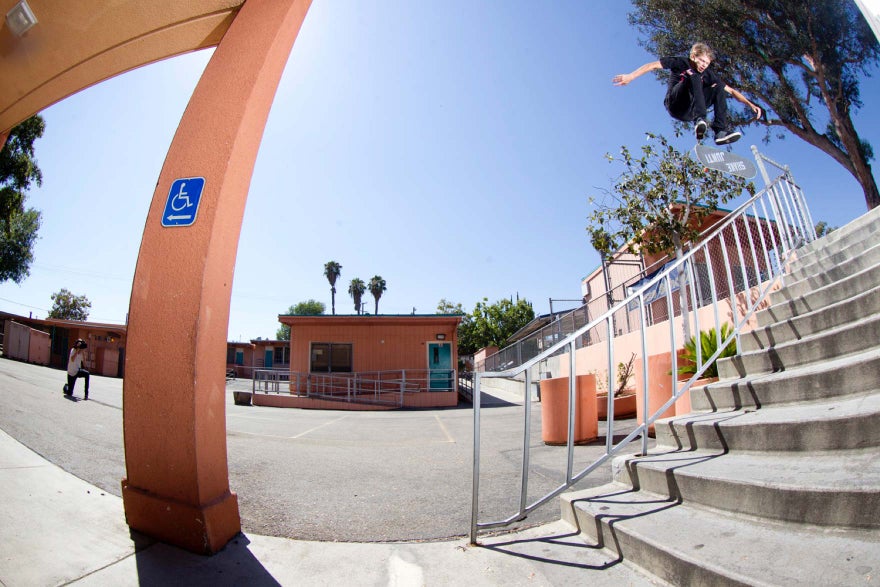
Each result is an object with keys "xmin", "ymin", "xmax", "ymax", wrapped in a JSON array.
[{"xmin": 476, "ymin": 355, "xmax": 561, "ymax": 401}]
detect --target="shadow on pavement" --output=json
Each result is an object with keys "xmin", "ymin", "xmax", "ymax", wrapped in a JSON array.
[{"xmin": 133, "ymin": 533, "xmax": 281, "ymax": 587}]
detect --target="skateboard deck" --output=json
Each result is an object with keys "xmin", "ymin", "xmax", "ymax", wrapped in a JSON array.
[{"xmin": 694, "ymin": 143, "xmax": 757, "ymax": 179}]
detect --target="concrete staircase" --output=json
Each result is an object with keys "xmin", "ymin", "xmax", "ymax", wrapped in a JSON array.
[{"xmin": 559, "ymin": 206, "xmax": 880, "ymax": 586}]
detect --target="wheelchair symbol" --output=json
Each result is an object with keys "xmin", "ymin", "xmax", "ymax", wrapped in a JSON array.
[
  {"xmin": 162, "ymin": 177, "xmax": 205, "ymax": 227},
  {"xmin": 170, "ymin": 181, "xmax": 194, "ymax": 211}
]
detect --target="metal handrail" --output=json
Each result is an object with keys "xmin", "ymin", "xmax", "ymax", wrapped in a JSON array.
[
  {"xmin": 252, "ymin": 368, "xmax": 292, "ymax": 393},
  {"xmin": 477, "ymin": 147, "xmax": 821, "ymax": 376},
  {"xmin": 253, "ymin": 368, "xmax": 458, "ymax": 407},
  {"xmin": 470, "ymin": 164, "xmax": 815, "ymax": 543}
]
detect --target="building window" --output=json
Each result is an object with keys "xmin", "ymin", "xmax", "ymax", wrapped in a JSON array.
[
  {"xmin": 226, "ymin": 347, "xmax": 236, "ymax": 364},
  {"xmin": 273, "ymin": 345, "xmax": 290, "ymax": 365},
  {"xmin": 310, "ymin": 342, "xmax": 352, "ymax": 373}
]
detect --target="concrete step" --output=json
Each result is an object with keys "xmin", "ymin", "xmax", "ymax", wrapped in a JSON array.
[
  {"xmin": 612, "ymin": 448, "xmax": 880, "ymax": 528},
  {"xmin": 690, "ymin": 347, "xmax": 880, "ymax": 411},
  {"xmin": 655, "ymin": 391, "xmax": 880, "ymax": 452},
  {"xmin": 794, "ymin": 204, "xmax": 880, "ymax": 262},
  {"xmin": 740, "ymin": 282, "xmax": 880, "ymax": 354},
  {"xmin": 759, "ymin": 260, "xmax": 880, "ymax": 326},
  {"xmin": 549, "ymin": 206, "xmax": 880, "ymax": 585},
  {"xmin": 720, "ymin": 311, "xmax": 880, "ymax": 379},
  {"xmin": 788, "ymin": 238, "xmax": 880, "ymax": 284},
  {"xmin": 768, "ymin": 253, "xmax": 880, "ymax": 309},
  {"xmin": 781, "ymin": 242, "xmax": 880, "ymax": 301},
  {"xmin": 475, "ymin": 520, "xmax": 669, "ymax": 586},
  {"xmin": 561, "ymin": 483, "xmax": 879, "ymax": 587}
]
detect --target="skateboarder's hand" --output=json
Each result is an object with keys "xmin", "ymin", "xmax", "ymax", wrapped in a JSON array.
[
  {"xmin": 752, "ymin": 105, "xmax": 767, "ymax": 123},
  {"xmin": 612, "ymin": 73, "xmax": 632, "ymax": 86}
]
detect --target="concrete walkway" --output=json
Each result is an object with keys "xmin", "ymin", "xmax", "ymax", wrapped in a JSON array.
[{"xmin": 0, "ymin": 427, "xmax": 664, "ymax": 586}]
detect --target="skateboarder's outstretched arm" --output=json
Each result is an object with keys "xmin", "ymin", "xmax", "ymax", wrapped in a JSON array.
[
  {"xmin": 724, "ymin": 86, "xmax": 764, "ymax": 121},
  {"xmin": 612, "ymin": 61, "xmax": 663, "ymax": 86}
]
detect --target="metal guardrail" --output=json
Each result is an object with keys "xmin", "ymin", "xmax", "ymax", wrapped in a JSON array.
[
  {"xmin": 477, "ymin": 148, "xmax": 814, "ymax": 376},
  {"xmin": 458, "ymin": 372, "xmax": 474, "ymax": 402},
  {"xmin": 252, "ymin": 368, "xmax": 457, "ymax": 408},
  {"xmin": 470, "ymin": 165, "xmax": 816, "ymax": 543},
  {"xmin": 252, "ymin": 368, "xmax": 293, "ymax": 393}
]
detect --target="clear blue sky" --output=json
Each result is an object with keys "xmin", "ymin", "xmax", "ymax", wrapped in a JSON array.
[{"xmin": 2, "ymin": 1, "xmax": 878, "ymax": 341}]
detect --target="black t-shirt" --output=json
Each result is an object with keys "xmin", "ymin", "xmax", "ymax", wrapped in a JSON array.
[{"xmin": 660, "ymin": 56, "xmax": 726, "ymax": 93}]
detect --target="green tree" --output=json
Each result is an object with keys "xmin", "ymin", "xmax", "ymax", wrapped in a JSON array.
[
  {"xmin": 348, "ymin": 278, "xmax": 366, "ymax": 315},
  {"xmin": 459, "ymin": 297, "xmax": 535, "ymax": 355},
  {"xmin": 275, "ymin": 299, "xmax": 325, "ymax": 340},
  {"xmin": 48, "ymin": 288, "xmax": 91, "ymax": 321},
  {"xmin": 1, "ymin": 115, "xmax": 45, "ymax": 283},
  {"xmin": 814, "ymin": 221, "xmax": 837, "ymax": 237},
  {"xmin": 368, "ymin": 275, "xmax": 386, "ymax": 315},
  {"xmin": 437, "ymin": 298, "xmax": 474, "ymax": 355},
  {"xmin": 587, "ymin": 133, "xmax": 753, "ymax": 341},
  {"xmin": 629, "ymin": 0, "xmax": 880, "ymax": 209},
  {"xmin": 323, "ymin": 261, "xmax": 342, "ymax": 315},
  {"xmin": 436, "ymin": 298, "xmax": 466, "ymax": 315}
]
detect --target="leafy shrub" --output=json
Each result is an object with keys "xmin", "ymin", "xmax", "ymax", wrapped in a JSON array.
[{"xmin": 677, "ymin": 324, "xmax": 737, "ymax": 379}]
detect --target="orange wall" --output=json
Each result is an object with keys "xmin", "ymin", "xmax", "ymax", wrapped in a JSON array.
[{"xmin": 280, "ymin": 315, "xmax": 461, "ymax": 374}]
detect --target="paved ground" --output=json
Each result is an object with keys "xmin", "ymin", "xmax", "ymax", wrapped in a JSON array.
[
  {"xmin": 1, "ymin": 424, "xmax": 667, "ymax": 586},
  {"xmin": 0, "ymin": 357, "xmax": 650, "ymax": 543}
]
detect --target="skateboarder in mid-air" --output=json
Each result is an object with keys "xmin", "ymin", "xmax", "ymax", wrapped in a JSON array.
[{"xmin": 613, "ymin": 42, "xmax": 763, "ymax": 146}]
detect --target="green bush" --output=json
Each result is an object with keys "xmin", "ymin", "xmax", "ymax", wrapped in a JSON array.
[{"xmin": 677, "ymin": 324, "xmax": 737, "ymax": 379}]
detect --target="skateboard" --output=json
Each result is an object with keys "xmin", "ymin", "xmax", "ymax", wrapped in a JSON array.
[{"xmin": 694, "ymin": 142, "xmax": 757, "ymax": 180}]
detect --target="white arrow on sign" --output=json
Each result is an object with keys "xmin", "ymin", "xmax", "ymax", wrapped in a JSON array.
[{"xmin": 166, "ymin": 214, "xmax": 193, "ymax": 222}]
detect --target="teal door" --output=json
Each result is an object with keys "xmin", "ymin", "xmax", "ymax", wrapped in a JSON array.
[
  {"xmin": 427, "ymin": 342, "xmax": 452, "ymax": 390},
  {"xmin": 264, "ymin": 348, "xmax": 274, "ymax": 368},
  {"xmin": 235, "ymin": 350, "xmax": 244, "ymax": 365}
]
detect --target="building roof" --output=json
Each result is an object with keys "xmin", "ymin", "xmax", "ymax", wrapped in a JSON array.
[
  {"xmin": 1, "ymin": 310, "xmax": 126, "ymax": 334},
  {"xmin": 278, "ymin": 314, "xmax": 463, "ymax": 326}
]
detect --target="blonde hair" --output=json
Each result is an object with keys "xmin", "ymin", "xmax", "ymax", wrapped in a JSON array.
[{"xmin": 690, "ymin": 42, "xmax": 715, "ymax": 61}]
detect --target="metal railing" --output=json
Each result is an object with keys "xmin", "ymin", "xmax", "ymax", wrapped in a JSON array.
[
  {"xmin": 470, "ymin": 165, "xmax": 816, "ymax": 543},
  {"xmin": 476, "ymin": 149, "xmax": 814, "ymax": 376},
  {"xmin": 458, "ymin": 371, "xmax": 475, "ymax": 402},
  {"xmin": 252, "ymin": 368, "xmax": 293, "ymax": 393},
  {"xmin": 252, "ymin": 368, "xmax": 457, "ymax": 408}
]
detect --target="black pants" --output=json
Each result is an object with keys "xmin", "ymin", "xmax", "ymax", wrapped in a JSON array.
[
  {"xmin": 664, "ymin": 70, "xmax": 729, "ymax": 132},
  {"xmin": 67, "ymin": 369, "xmax": 90, "ymax": 396}
]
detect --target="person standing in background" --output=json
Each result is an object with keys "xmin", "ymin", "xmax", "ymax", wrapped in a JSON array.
[{"xmin": 64, "ymin": 339, "xmax": 90, "ymax": 400}]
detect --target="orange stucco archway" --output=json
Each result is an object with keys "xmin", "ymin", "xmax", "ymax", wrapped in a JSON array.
[{"xmin": 1, "ymin": 0, "xmax": 312, "ymax": 554}]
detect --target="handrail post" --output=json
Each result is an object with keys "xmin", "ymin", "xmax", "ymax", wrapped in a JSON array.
[
  {"xmin": 470, "ymin": 373, "xmax": 482, "ymax": 544},
  {"xmin": 638, "ymin": 294, "xmax": 650, "ymax": 455},
  {"xmin": 605, "ymin": 315, "xmax": 615, "ymax": 454},
  {"xmin": 519, "ymin": 369, "xmax": 532, "ymax": 517},
  {"xmin": 566, "ymin": 341, "xmax": 576, "ymax": 483}
]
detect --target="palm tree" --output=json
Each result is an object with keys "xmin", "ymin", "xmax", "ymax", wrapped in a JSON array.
[
  {"xmin": 368, "ymin": 275, "xmax": 386, "ymax": 315},
  {"xmin": 348, "ymin": 278, "xmax": 366, "ymax": 315},
  {"xmin": 323, "ymin": 261, "xmax": 342, "ymax": 315}
]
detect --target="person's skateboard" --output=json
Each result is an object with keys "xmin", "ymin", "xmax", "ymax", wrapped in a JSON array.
[{"xmin": 694, "ymin": 142, "xmax": 757, "ymax": 179}]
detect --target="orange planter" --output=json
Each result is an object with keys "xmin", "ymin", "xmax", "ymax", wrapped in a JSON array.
[
  {"xmin": 636, "ymin": 352, "xmax": 718, "ymax": 432},
  {"xmin": 597, "ymin": 391, "xmax": 637, "ymax": 420},
  {"xmin": 634, "ymin": 354, "xmax": 678, "ymax": 435},
  {"xmin": 675, "ymin": 376, "xmax": 719, "ymax": 415},
  {"xmin": 539, "ymin": 375, "xmax": 598, "ymax": 445}
]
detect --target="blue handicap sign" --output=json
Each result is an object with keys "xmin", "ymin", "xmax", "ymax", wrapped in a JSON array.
[{"xmin": 161, "ymin": 177, "xmax": 205, "ymax": 227}]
